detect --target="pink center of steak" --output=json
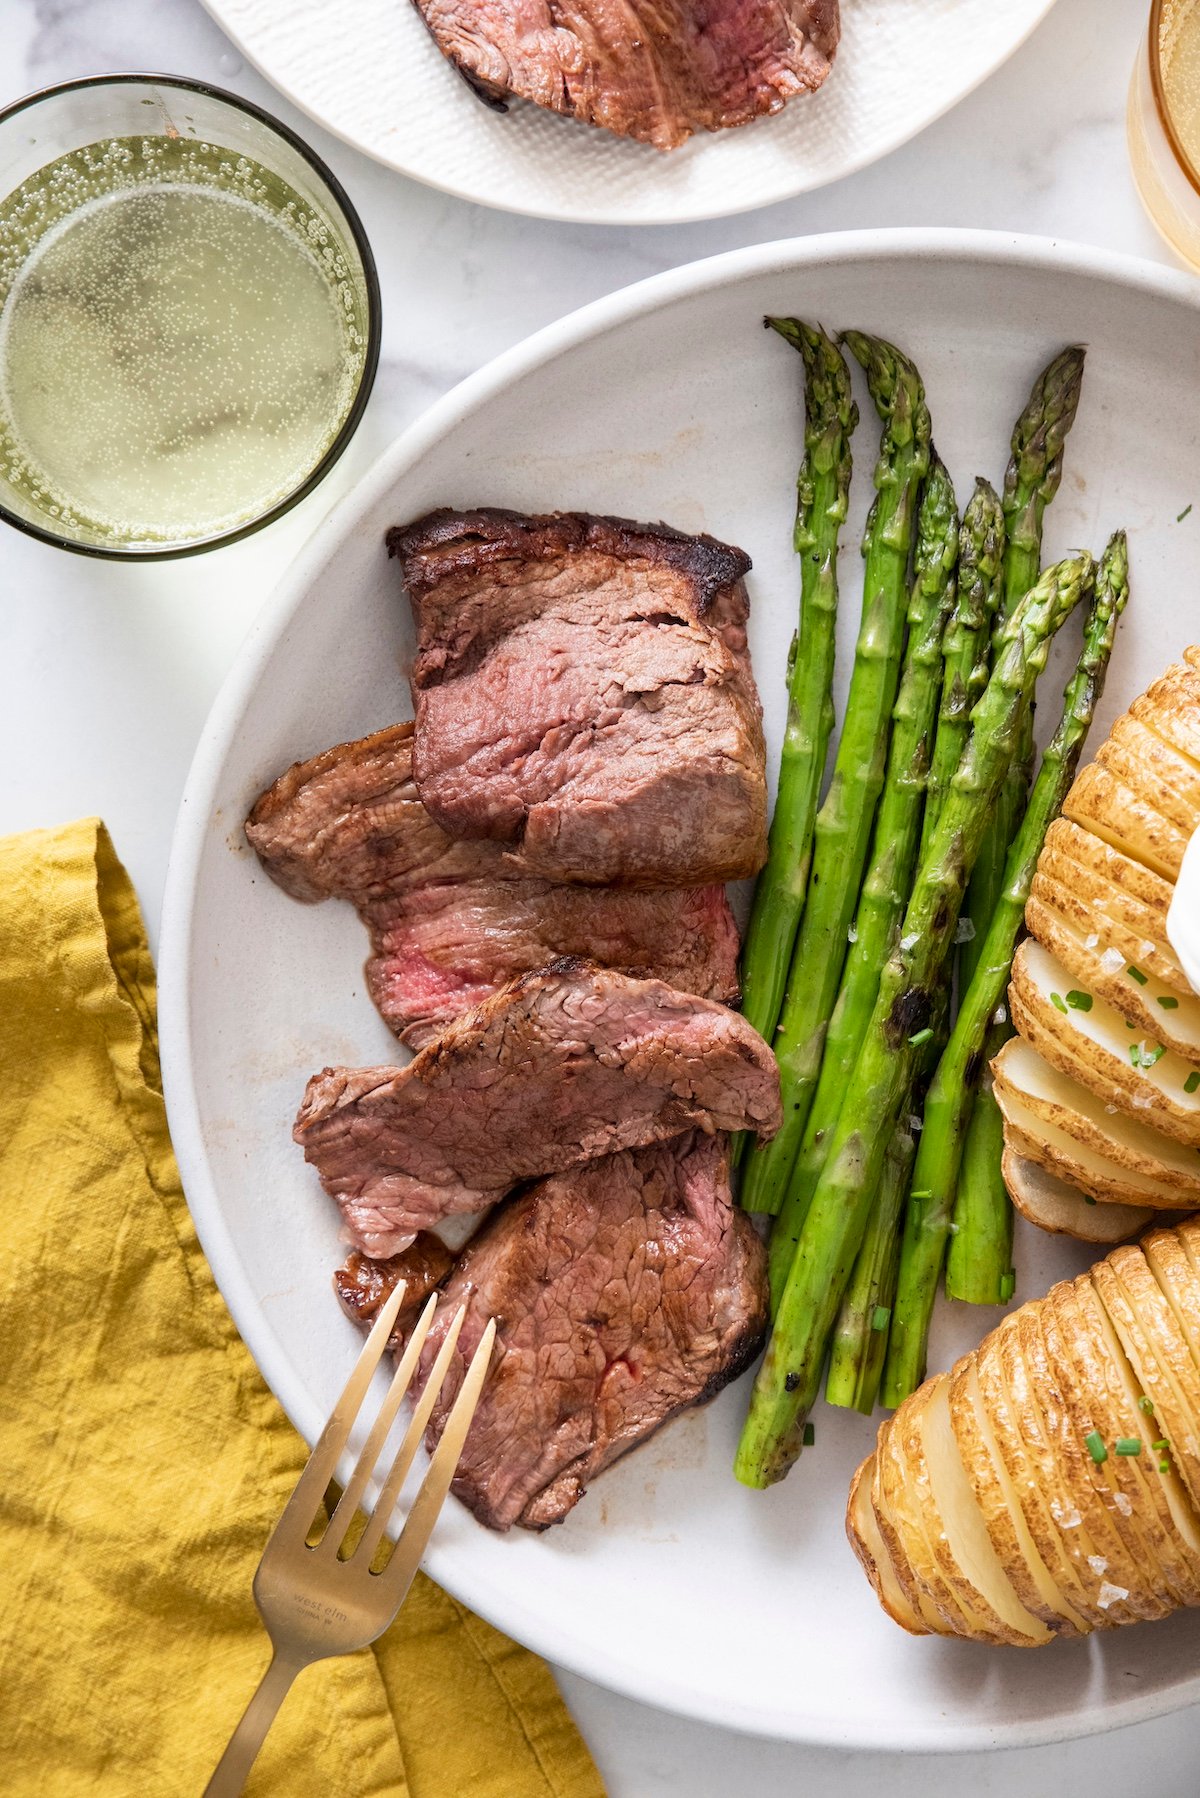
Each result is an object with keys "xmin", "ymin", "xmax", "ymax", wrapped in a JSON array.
[
  {"xmin": 414, "ymin": 1131, "xmax": 767, "ymax": 1530},
  {"xmin": 245, "ymin": 722, "xmax": 740, "ymax": 1046},
  {"xmin": 413, "ymin": 0, "xmax": 839, "ymax": 150},
  {"xmin": 294, "ymin": 961, "xmax": 780, "ymax": 1256},
  {"xmin": 389, "ymin": 510, "xmax": 768, "ymax": 887}
]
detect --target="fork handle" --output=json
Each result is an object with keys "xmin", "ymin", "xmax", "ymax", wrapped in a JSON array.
[{"xmin": 204, "ymin": 1649, "xmax": 307, "ymax": 1797}]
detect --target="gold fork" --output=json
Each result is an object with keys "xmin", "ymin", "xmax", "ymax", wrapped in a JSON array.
[{"xmin": 204, "ymin": 1283, "xmax": 495, "ymax": 1796}]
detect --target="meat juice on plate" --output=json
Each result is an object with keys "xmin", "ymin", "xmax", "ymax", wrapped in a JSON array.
[{"xmin": 0, "ymin": 136, "xmax": 368, "ymax": 548}]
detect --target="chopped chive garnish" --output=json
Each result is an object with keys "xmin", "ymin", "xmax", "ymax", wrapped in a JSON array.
[
  {"xmin": 1066, "ymin": 990, "xmax": 1093, "ymax": 1011},
  {"xmin": 1128, "ymin": 966, "xmax": 1149, "ymax": 985},
  {"xmin": 1153, "ymin": 1438, "xmax": 1170, "ymax": 1453},
  {"xmin": 1115, "ymin": 1438, "xmax": 1142, "ymax": 1456},
  {"xmin": 908, "ymin": 1027, "xmax": 933, "ymax": 1046},
  {"xmin": 1158, "ymin": 995, "xmax": 1180, "ymax": 1010},
  {"xmin": 1139, "ymin": 1396, "xmax": 1156, "ymax": 1415},
  {"xmin": 802, "ymin": 1421, "xmax": 815, "ymax": 1447},
  {"xmin": 1000, "ymin": 1271, "xmax": 1016, "ymax": 1303},
  {"xmin": 1179, "ymin": 503, "xmax": 1194, "ymax": 522},
  {"xmin": 1186, "ymin": 1072, "xmax": 1200, "ymax": 1095},
  {"xmin": 1050, "ymin": 991, "xmax": 1069, "ymax": 1014},
  {"xmin": 871, "ymin": 1305, "xmax": 891, "ymax": 1332},
  {"xmin": 1084, "ymin": 1195, "xmax": 1097, "ymax": 1206},
  {"xmin": 1160, "ymin": 1459, "xmax": 1171, "ymax": 1473},
  {"xmin": 1130, "ymin": 1044, "xmax": 1141, "ymax": 1067},
  {"xmin": 1085, "ymin": 1430, "xmax": 1108, "ymax": 1464}
]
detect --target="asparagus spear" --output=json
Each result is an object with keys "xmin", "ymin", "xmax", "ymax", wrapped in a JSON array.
[
  {"xmin": 739, "ymin": 322, "xmax": 857, "ymax": 1046},
  {"xmin": 944, "ymin": 1056, "xmax": 1011, "ymax": 1303},
  {"xmin": 825, "ymin": 1123, "xmax": 916, "ymax": 1413},
  {"xmin": 920, "ymin": 479, "xmax": 1005, "ymax": 861},
  {"xmin": 741, "ymin": 334, "xmax": 931, "ymax": 1216},
  {"xmin": 734, "ymin": 552, "xmax": 1095, "ymax": 1487},
  {"xmin": 950, "ymin": 349, "xmax": 1088, "ymax": 1302},
  {"xmin": 882, "ymin": 532, "xmax": 1128, "ymax": 1402},
  {"xmin": 960, "ymin": 348, "xmax": 1086, "ymax": 989},
  {"xmin": 765, "ymin": 458, "xmax": 958, "ymax": 1306}
]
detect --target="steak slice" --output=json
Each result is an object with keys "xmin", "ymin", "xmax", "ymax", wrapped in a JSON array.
[
  {"xmin": 388, "ymin": 509, "xmax": 769, "ymax": 887},
  {"xmin": 295, "ymin": 960, "xmax": 780, "ymax": 1257},
  {"xmin": 244, "ymin": 721, "xmax": 740, "ymax": 1047},
  {"xmin": 412, "ymin": 0, "xmax": 839, "ymax": 151},
  {"xmin": 418, "ymin": 1132, "xmax": 767, "ymax": 1530}
]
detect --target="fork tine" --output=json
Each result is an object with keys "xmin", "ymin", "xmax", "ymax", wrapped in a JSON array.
[
  {"xmin": 353, "ymin": 1302, "xmax": 472, "ymax": 1567},
  {"xmin": 321, "ymin": 1291, "xmax": 441, "ymax": 1556},
  {"xmin": 375, "ymin": 1318, "xmax": 498, "ymax": 1597},
  {"xmin": 272, "ymin": 1277, "xmax": 409, "ymax": 1538}
]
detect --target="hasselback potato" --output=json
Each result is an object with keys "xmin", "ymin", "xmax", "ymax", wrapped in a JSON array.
[{"xmin": 848, "ymin": 1218, "xmax": 1200, "ymax": 1641}]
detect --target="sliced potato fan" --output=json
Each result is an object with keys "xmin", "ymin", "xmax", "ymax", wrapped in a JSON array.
[
  {"xmin": 1130, "ymin": 662, "xmax": 1200, "ymax": 771},
  {"xmin": 999, "ymin": 1142, "xmax": 1156, "ymax": 1239},
  {"xmin": 948, "ymin": 1352, "xmax": 1087, "ymax": 1635},
  {"xmin": 1063, "ymin": 761, "xmax": 1190, "ymax": 883},
  {"xmin": 999, "ymin": 1093, "xmax": 1190, "ymax": 1213},
  {"xmin": 1009, "ymin": 939, "xmax": 1200, "ymax": 1148},
  {"xmin": 991, "ymin": 1037, "xmax": 1200, "ymax": 1200},
  {"xmin": 848, "ymin": 1226, "xmax": 1200, "ymax": 1644},
  {"xmin": 1023, "ymin": 891, "xmax": 1200, "ymax": 1060},
  {"xmin": 1029, "ymin": 864, "xmax": 1189, "ymax": 999},
  {"xmin": 846, "ymin": 1454, "xmax": 927, "ymax": 1636},
  {"xmin": 1096, "ymin": 716, "xmax": 1200, "ymax": 841}
]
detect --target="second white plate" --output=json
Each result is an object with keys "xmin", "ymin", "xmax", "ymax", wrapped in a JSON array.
[{"xmin": 200, "ymin": 0, "xmax": 1057, "ymax": 224}]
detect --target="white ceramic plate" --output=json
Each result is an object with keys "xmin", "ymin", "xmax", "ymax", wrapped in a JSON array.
[
  {"xmin": 160, "ymin": 230, "xmax": 1200, "ymax": 1748},
  {"xmin": 199, "ymin": 0, "xmax": 1057, "ymax": 225}
]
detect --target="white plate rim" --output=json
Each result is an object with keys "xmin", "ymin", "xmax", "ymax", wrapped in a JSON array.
[
  {"xmin": 160, "ymin": 227, "xmax": 1200, "ymax": 1750},
  {"xmin": 196, "ymin": 0, "xmax": 1060, "ymax": 227}
]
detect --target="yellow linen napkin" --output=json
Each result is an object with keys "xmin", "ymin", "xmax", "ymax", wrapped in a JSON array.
[{"xmin": 0, "ymin": 818, "xmax": 604, "ymax": 1798}]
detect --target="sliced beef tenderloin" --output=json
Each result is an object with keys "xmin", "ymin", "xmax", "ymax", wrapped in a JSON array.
[
  {"xmin": 387, "ymin": 509, "xmax": 769, "ymax": 887},
  {"xmin": 295, "ymin": 960, "xmax": 780, "ymax": 1257},
  {"xmin": 416, "ymin": 1131, "xmax": 767, "ymax": 1531},
  {"xmin": 412, "ymin": 0, "xmax": 838, "ymax": 152},
  {"xmin": 245, "ymin": 721, "xmax": 739, "ymax": 1047},
  {"xmin": 333, "ymin": 1233, "xmax": 455, "ymax": 1352}
]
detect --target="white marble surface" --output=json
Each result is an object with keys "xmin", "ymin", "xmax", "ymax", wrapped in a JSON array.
[{"xmin": 2, "ymin": 0, "xmax": 1198, "ymax": 1789}]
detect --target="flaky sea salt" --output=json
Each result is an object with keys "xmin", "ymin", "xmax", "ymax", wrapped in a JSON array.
[
  {"xmin": 1100, "ymin": 946, "xmax": 1125, "ymax": 975},
  {"xmin": 1113, "ymin": 1492, "xmax": 1133, "ymax": 1517},
  {"xmin": 992, "ymin": 1004, "xmax": 1007, "ymax": 1026},
  {"xmin": 1097, "ymin": 1581, "xmax": 1129, "ymax": 1610},
  {"xmin": 1050, "ymin": 1500, "xmax": 1082, "ymax": 1529},
  {"xmin": 954, "ymin": 917, "xmax": 976, "ymax": 944},
  {"xmin": 1087, "ymin": 1555, "xmax": 1108, "ymax": 1576},
  {"xmin": 1085, "ymin": 933, "xmax": 1100, "ymax": 950}
]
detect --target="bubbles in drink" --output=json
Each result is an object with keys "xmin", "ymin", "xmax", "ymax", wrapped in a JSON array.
[
  {"xmin": 0, "ymin": 136, "xmax": 368, "ymax": 548},
  {"xmin": 1162, "ymin": 0, "xmax": 1200, "ymax": 174}
]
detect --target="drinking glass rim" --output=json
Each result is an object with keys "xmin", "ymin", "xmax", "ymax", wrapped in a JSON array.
[
  {"xmin": 1150, "ymin": 0, "xmax": 1200, "ymax": 204},
  {"xmin": 0, "ymin": 72, "xmax": 382, "ymax": 561}
]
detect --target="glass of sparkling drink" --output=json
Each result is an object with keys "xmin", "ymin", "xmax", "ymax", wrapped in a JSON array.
[
  {"xmin": 1128, "ymin": 0, "xmax": 1200, "ymax": 268},
  {"xmin": 0, "ymin": 75, "xmax": 380, "ymax": 557}
]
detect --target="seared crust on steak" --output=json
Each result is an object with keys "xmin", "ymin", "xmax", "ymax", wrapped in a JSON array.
[
  {"xmin": 295, "ymin": 961, "xmax": 781, "ymax": 1257},
  {"xmin": 388, "ymin": 508, "xmax": 768, "ymax": 887},
  {"xmin": 417, "ymin": 1132, "xmax": 768, "ymax": 1530},
  {"xmin": 245, "ymin": 721, "xmax": 740, "ymax": 1045},
  {"xmin": 333, "ymin": 1234, "xmax": 455, "ymax": 1350}
]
